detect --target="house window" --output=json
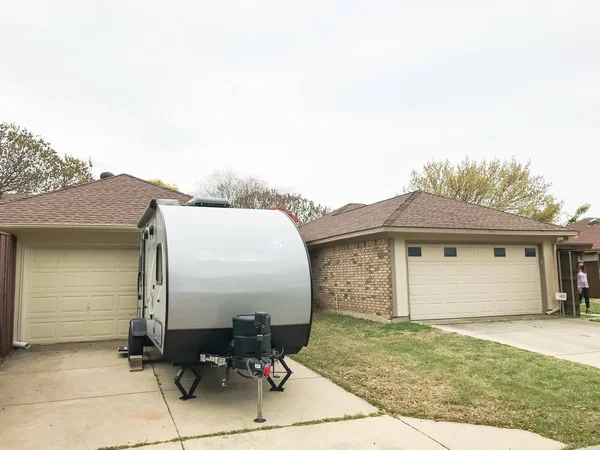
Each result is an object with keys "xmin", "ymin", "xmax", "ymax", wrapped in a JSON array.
[
  {"xmin": 525, "ymin": 248, "xmax": 537, "ymax": 258},
  {"xmin": 444, "ymin": 247, "xmax": 457, "ymax": 257},
  {"xmin": 408, "ymin": 247, "xmax": 422, "ymax": 257},
  {"xmin": 494, "ymin": 248, "xmax": 506, "ymax": 257},
  {"xmin": 155, "ymin": 243, "xmax": 163, "ymax": 285}
]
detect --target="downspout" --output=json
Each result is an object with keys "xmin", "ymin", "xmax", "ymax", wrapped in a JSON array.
[
  {"xmin": 556, "ymin": 239, "xmax": 564, "ymax": 315},
  {"xmin": 13, "ymin": 341, "xmax": 31, "ymax": 349},
  {"xmin": 569, "ymin": 251, "xmax": 576, "ymax": 315}
]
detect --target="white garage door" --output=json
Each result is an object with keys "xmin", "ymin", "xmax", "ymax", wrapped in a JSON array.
[
  {"xmin": 408, "ymin": 244, "xmax": 542, "ymax": 320},
  {"xmin": 23, "ymin": 247, "xmax": 138, "ymax": 343}
]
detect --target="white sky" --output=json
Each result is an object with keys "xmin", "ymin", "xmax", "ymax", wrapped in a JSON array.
[{"xmin": 1, "ymin": 1, "xmax": 599, "ymax": 218}]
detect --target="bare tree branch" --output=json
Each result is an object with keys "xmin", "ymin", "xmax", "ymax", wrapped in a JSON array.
[{"xmin": 196, "ymin": 170, "xmax": 330, "ymax": 224}]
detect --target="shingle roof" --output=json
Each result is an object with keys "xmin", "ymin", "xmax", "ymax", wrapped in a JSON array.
[
  {"xmin": 0, "ymin": 174, "xmax": 192, "ymax": 228},
  {"xmin": 300, "ymin": 191, "xmax": 571, "ymax": 243},
  {"xmin": 0, "ymin": 193, "xmax": 28, "ymax": 203},
  {"xmin": 567, "ymin": 218, "xmax": 600, "ymax": 251}
]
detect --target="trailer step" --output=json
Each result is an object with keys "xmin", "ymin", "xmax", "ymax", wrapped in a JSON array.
[
  {"xmin": 117, "ymin": 346, "xmax": 128, "ymax": 354},
  {"xmin": 129, "ymin": 355, "xmax": 143, "ymax": 372}
]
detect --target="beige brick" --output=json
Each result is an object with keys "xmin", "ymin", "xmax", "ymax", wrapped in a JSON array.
[{"xmin": 309, "ymin": 239, "xmax": 393, "ymax": 318}]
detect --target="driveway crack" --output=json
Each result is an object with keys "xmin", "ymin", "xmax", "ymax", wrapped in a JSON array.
[
  {"xmin": 150, "ymin": 360, "xmax": 185, "ymax": 450},
  {"xmin": 395, "ymin": 417, "xmax": 451, "ymax": 450}
]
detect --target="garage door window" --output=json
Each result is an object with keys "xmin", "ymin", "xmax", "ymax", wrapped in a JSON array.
[
  {"xmin": 408, "ymin": 247, "xmax": 422, "ymax": 257},
  {"xmin": 525, "ymin": 248, "xmax": 537, "ymax": 257},
  {"xmin": 156, "ymin": 244, "xmax": 163, "ymax": 285},
  {"xmin": 494, "ymin": 248, "xmax": 506, "ymax": 257},
  {"xmin": 444, "ymin": 247, "xmax": 457, "ymax": 257}
]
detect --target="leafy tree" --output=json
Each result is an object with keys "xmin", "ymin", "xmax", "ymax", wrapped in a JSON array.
[
  {"xmin": 403, "ymin": 157, "xmax": 562, "ymax": 223},
  {"xmin": 565, "ymin": 204, "xmax": 591, "ymax": 225},
  {"xmin": 0, "ymin": 122, "xmax": 93, "ymax": 195},
  {"xmin": 197, "ymin": 170, "xmax": 330, "ymax": 224},
  {"xmin": 148, "ymin": 179, "xmax": 179, "ymax": 191}
]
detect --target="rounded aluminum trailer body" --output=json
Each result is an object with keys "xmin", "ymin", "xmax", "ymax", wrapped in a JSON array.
[{"xmin": 140, "ymin": 203, "xmax": 312, "ymax": 362}]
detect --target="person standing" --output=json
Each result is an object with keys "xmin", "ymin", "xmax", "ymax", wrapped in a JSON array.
[{"xmin": 578, "ymin": 262, "xmax": 591, "ymax": 314}]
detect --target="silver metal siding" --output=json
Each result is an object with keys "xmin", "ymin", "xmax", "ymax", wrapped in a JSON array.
[{"xmin": 160, "ymin": 206, "xmax": 311, "ymax": 330}]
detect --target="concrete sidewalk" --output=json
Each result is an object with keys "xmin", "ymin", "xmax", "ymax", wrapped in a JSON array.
[
  {"xmin": 0, "ymin": 341, "xmax": 564, "ymax": 450},
  {"xmin": 131, "ymin": 415, "xmax": 563, "ymax": 450},
  {"xmin": 435, "ymin": 318, "xmax": 600, "ymax": 368}
]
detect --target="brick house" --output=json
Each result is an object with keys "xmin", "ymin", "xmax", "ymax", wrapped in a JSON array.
[{"xmin": 300, "ymin": 191, "xmax": 577, "ymax": 321}]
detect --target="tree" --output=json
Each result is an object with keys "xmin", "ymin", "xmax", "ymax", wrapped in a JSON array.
[
  {"xmin": 565, "ymin": 204, "xmax": 591, "ymax": 225},
  {"xmin": 0, "ymin": 122, "xmax": 93, "ymax": 195},
  {"xmin": 403, "ymin": 157, "xmax": 563, "ymax": 223},
  {"xmin": 197, "ymin": 170, "xmax": 330, "ymax": 224},
  {"xmin": 148, "ymin": 179, "xmax": 179, "ymax": 191}
]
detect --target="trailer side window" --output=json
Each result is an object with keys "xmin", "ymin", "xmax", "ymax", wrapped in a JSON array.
[{"xmin": 156, "ymin": 243, "xmax": 163, "ymax": 285}]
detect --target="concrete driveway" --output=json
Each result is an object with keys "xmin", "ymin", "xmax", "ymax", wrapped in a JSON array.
[
  {"xmin": 436, "ymin": 318, "xmax": 600, "ymax": 368},
  {"xmin": 0, "ymin": 341, "xmax": 563, "ymax": 450}
]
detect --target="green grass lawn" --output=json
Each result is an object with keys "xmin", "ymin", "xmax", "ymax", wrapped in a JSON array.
[
  {"xmin": 294, "ymin": 313, "xmax": 600, "ymax": 449},
  {"xmin": 587, "ymin": 298, "xmax": 600, "ymax": 314}
]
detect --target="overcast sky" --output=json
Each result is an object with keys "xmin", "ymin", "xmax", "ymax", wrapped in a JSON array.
[{"xmin": 1, "ymin": 1, "xmax": 599, "ymax": 219}]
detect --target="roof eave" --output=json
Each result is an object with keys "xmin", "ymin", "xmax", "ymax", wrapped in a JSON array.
[
  {"xmin": 0, "ymin": 223, "xmax": 137, "ymax": 232},
  {"xmin": 305, "ymin": 226, "xmax": 577, "ymax": 246}
]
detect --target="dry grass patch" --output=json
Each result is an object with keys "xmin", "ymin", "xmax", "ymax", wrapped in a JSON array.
[{"xmin": 294, "ymin": 313, "xmax": 600, "ymax": 448}]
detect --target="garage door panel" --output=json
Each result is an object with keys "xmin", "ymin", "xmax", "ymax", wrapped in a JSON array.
[
  {"xmin": 116, "ymin": 249, "xmax": 138, "ymax": 267},
  {"xmin": 118, "ymin": 319, "xmax": 131, "ymax": 335},
  {"xmin": 89, "ymin": 270, "xmax": 118, "ymax": 288},
  {"xmin": 118, "ymin": 270, "xmax": 138, "ymax": 288},
  {"xmin": 89, "ymin": 294, "xmax": 117, "ymax": 313},
  {"xmin": 409, "ymin": 244, "xmax": 542, "ymax": 320},
  {"xmin": 59, "ymin": 271, "xmax": 88, "ymax": 288},
  {"xmin": 59, "ymin": 295, "xmax": 88, "ymax": 314},
  {"xmin": 88, "ymin": 319, "xmax": 116, "ymax": 338},
  {"xmin": 90, "ymin": 249, "xmax": 118, "ymax": 267},
  {"xmin": 59, "ymin": 320, "xmax": 87, "ymax": 339},
  {"xmin": 29, "ymin": 296, "xmax": 58, "ymax": 315},
  {"xmin": 24, "ymin": 247, "xmax": 138, "ymax": 343},
  {"xmin": 59, "ymin": 249, "xmax": 90, "ymax": 266},
  {"xmin": 31, "ymin": 272, "xmax": 59, "ymax": 289},
  {"xmin": 28, "ymin": 322, "xmax": 56, "ymax": 341},
  {"xmin": 32, "ymin": 249, "xmax": 59, "ymax": 266},
  {"xmin": 118, "ymin": 294, "xmax": 138, "ymax": 313}
]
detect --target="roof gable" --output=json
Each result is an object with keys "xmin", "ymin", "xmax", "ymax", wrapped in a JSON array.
[
  {"xmin": 300, "ymin": 191, "xmax": 570, "ymax": 243},
  {"xmin": 0, "ymin": 174, "xmax": 192, "ymax": 228},
  {"xmin": 568, "ymin": 218, "xmax": 600, "ymax": 251}
]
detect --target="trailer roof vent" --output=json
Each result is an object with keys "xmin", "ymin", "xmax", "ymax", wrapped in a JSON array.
[
  {"xmin": 186, "ymin": 196, "xmax": 231, "ymax": 208},
  {"xmin": 588, "ymin": 218, "xmax": 599, "ymax": 228}
]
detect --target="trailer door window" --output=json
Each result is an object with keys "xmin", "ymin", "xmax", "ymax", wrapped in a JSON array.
[{"xmin": 155, "ymin": 243, "xmax": 163, "ymax": 285}]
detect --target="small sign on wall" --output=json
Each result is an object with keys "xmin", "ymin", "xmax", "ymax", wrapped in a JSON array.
[{"xmin": 555, "ymin": 292, "xmax": 567, "ymax": 302}]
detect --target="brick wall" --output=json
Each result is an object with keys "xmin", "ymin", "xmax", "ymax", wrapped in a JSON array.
[{"xmin": 309, "ymin": 239, "xmax": 393, "ymax": 317}]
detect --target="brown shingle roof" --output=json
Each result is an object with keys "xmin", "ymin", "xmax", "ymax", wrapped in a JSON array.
[
  {"xmin": 0, "ymin": 193, "xmax": 28, "ymax": 203},
  {"xmin": 300, "ymin": 191, "xmax": 570, "ymax": 243},
  {"xmin": 0, "ymin": 174, "xmax": 192, "ymax": 228},
  {"xmin": 567, "ymin": 218, "xmax": 600, "ymax": 251}
]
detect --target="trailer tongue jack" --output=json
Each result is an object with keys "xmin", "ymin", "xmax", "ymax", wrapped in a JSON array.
[{"xmin": 170, "ymin": 312, "xmax": 292, "ymax": 423}]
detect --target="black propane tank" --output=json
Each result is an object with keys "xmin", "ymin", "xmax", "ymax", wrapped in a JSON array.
[{"xmin": 232, "ymin": 313, "xmax": 272, "ymax": 359}]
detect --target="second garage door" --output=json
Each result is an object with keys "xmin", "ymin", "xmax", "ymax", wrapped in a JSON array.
[
  {"xmin": 408, "ymin": 244, "xmax": 542, "ymax": 320},
  {"xmin": 22, "ymin": 246, "xmax": 139, "ymax": 343}
]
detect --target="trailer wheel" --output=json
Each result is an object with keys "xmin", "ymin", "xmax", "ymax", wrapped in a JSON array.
[{"xmin": 128, "ymin": 321, "xmax": 144, "ymax": 358}]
